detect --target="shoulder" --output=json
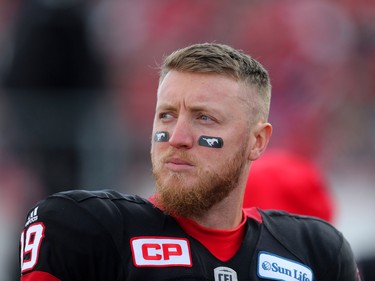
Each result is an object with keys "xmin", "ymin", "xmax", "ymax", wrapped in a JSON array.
[
  {"xmin": 49, "ymin": 188, "xmax": 148, "ymax": 205},
  {"xmin": 23, "ymin": 189, "xmax": 155, "ymax": 236},
  {"xmin": 244, "ymin": 208, "xmax": 343, "ymax": 253},
  {"xmin": 245, "ymin": 208, "xmax": 359, "ymax": 280},
  {"xmin": 255, "ymin": 209, "xmax": 358, "ymax": 279},
  {"xmin": 20, "ymin": 190, "xmax": 154, "ymax": 279},
  {"xmin": 259, "ymin": 209, "xmax": 343, "ymax": 248}
]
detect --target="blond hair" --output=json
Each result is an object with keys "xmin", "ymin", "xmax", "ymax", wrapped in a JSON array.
[{"xmin": 159, "ymin": 43, "xmax": 271, "ymax": 122}]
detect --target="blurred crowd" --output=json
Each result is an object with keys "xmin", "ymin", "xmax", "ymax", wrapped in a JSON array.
[{"xmin": 0, "ymin": 0, "xmax": 374, "ymax": 280}]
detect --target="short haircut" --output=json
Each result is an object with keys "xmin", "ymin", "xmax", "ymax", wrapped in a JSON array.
[{"xmin": 159, "ymin": 43, "xmax": 271, "ymax": 122}]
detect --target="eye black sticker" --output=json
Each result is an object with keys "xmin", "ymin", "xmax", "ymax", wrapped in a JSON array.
[
  {"xmin": 198, "ymin": 136, "xmax": 224, "ymax": 148},
  {"xmin": 154, "ymin": 131, "xmax": 169, "ymax": 142}
]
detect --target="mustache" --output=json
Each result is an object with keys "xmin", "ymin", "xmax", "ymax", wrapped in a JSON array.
[{"xmin": 158, "ymin": 148, "xmax": 197, "ymax": 164}]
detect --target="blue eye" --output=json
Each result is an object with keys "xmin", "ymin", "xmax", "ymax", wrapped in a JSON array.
[
  {"xmin": 159, "ymin": 112, "xmax": 172, "ymax": 119},
  {"xmin": 199, "ymin": 115, "xmax": 211, "ymax": 121}
]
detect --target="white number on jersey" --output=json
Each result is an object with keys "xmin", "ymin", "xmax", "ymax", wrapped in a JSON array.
[{"xmin": 20, "ymin": 223, "xmax": 45, "ymax": 272}]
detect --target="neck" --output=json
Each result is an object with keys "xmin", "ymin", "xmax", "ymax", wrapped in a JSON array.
[{"xmin": 191, "ymin": 185, "xmax": 245, "ymax": 230}]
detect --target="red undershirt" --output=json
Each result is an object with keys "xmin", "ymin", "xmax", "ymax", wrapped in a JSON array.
[
  {"xmin": 149, "ymin": 195, "xmax": 262, "ymax": 262},
  {"xmin": 174, "ymin": 213, "xmax": 247, "ymax": 262}
]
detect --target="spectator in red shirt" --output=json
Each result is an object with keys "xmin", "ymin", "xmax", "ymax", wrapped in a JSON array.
[{"xmin": 244, "ymin": 149, "xmax": 334, "ymax": 222}]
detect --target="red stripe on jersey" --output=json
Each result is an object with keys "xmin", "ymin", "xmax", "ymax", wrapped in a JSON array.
[
  {"xmin": 21, "ymin": 271, "xmax": 61, "ymax": 281},
  {"xmin": 243, "ymin": 207, "xmax": 263, "ymax": 223}
]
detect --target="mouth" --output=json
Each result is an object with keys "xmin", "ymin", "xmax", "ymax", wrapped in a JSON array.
[{"xmin": 164, "ymin": 157, "xmax": 194, "ymax": 171}]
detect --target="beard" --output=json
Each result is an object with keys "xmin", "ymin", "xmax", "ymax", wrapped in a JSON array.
[{"xmin": 151, "ymin": 143, "xmax": 247, "ymax": 219}]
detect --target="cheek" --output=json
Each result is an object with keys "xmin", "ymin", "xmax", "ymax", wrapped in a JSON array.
[
  {"xmin": 198, "ymin": 148, "xmax": 228, "ymax": 170},
  {"xmin": 151, "ymin": 143, "xmax": 160, "ymax": 158},
  {"xmin": 151, "ymin": 142, "xmax": 169, "ymax": 162},
  {"xmin": 150, "ymin": 142, "xmax": 160, "ymax": 161}
]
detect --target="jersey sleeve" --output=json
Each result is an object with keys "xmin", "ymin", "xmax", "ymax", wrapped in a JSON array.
[
  {"xmin": 19, "ymin": 193, "xmax": 121, "ymax": 281},
  {"xmin": 310, "ymin": 221, "xmax": 360, "ymax": 281},
  {"xmin": 335, "ymin": 236, "xmax": 361, "ymax": 281}
]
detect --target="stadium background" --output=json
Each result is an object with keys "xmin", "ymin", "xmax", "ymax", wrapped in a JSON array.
[{"xmin": 0, "ymin": 0, "xmax": 374, "ymax": 280}]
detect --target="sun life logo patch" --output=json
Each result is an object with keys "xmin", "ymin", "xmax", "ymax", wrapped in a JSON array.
[{"xmin": 257, "ymin": 251, "xmax": 313, "ymax": 281}]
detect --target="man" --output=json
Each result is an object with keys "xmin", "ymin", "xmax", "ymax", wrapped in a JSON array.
[{"xmin": 19, "ymin": 43, "xmax": 359, "ymax": 280}]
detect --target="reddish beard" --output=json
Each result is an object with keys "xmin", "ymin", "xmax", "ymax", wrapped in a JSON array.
[{"xmin": 151, "ymin": 145, "xmax": 247, "ymax": 219}]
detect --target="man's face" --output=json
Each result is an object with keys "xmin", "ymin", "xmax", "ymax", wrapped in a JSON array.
[{"xmin": 151, "ymin": 71, "xmax": 254, "ymax": 218}]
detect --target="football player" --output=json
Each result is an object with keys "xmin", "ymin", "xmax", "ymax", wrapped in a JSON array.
[{"xmin": 20, "ymin": 43, "xmax": 360, "ymax": 281}]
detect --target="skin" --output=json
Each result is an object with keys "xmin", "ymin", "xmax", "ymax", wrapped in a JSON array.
[{"xmin": 151, "ymin": 70, "xmax": 272, "ymax": 230}]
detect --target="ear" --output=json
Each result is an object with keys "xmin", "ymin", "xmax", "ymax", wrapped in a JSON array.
[{"xmin": 248, "ymin": 122, "xmax": 272, "ymax": 161}]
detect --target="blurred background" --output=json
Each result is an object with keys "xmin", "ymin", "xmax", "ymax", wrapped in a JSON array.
[{"xmin": 0, "ymin": 0, "xmax": 374, "ymax": 280}]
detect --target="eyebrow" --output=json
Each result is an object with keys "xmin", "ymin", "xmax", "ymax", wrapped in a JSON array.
[
  {"xmin": 156, "ymin": 101, "xmax": 222, "ymax": 115},
  {"xmin": 155, "ymin": 102, "xmax": 175, "ymax": 112}
]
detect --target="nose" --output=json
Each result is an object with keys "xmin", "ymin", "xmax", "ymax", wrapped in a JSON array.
[{"xmin": 168, "ymin": 117, "xmax": 194, "ymax": 149}]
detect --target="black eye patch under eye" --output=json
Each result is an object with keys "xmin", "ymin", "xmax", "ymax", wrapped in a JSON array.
[
  {"xmin": 198, "ymin": 136, "xmax": 224, "ymax": 148},
  {"xmin": 154, "ymin": 131, "xmax": 169, "ymax": 142}
]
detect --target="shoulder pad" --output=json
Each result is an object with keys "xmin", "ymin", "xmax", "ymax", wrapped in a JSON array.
[
  {"xmin": 260, "ymin": 209, "xmax": 344, "ymax": 262},
  {"xmin": 51, "ymin": 189, "xmax": 148, "ymax": 204}
]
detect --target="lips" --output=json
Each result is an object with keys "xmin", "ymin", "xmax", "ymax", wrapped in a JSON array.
[
  {"xmin": 164, "ymin": 157, "xmax": 194, "ymax": 171},
  {"xmin": 166, "ymin": 157, "xmax": 193, "ymax": 166}
]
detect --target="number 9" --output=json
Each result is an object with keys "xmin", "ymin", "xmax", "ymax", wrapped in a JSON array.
[{"xmin": 20, "ymin": 223, "xmax": 45, "ymax": 272}]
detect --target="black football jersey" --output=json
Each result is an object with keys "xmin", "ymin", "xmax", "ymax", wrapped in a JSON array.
[{"xmin": 19, "ymin": 190, "xmax": 359, "ymax": 281}]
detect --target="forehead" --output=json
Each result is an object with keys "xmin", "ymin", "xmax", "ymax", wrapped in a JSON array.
[{"xmin": 157, "ymin": 71, "xmax": 249, "ymax": 108}]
